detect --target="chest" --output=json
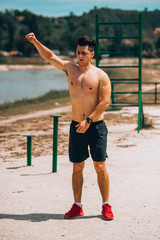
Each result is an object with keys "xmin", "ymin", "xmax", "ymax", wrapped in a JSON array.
[{"xmin": 68, "ymin": 71, "xmax": 99, "ymax": 95}]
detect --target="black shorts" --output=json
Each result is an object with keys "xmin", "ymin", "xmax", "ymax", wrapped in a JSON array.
[{"xmin": 69, "ymin": 120, "xmax": 108, "ymax": 163}]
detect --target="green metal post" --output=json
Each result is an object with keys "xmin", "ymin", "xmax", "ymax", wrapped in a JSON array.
[
  {"xmin": 111, "ymin": 82, "xmax": 115, "ymax": 104},
  {"xmin": 138, "ymin": 12, "xmax": 143, "ymax": 133},
  {"xmin": 23, "ymin": 135, "xmax": 36, "ymax": 166},
  {"xmin": 96, "ymin": 14, "xmax": 99, "ymax": 67},
  {"xmin": 27, "ymin": 137, "xmax": 31, "ymax": 166},
  {"xmin": 51, "ymin": 114, "xmax": 61, "ymax": 173},
  {"xmin": 155, "ymin": 83, "xmax": 157, "ymax": 104}
]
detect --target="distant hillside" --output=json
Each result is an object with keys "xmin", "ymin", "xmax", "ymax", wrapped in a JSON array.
[{"xmin": 0, "ymin": 8, "xmax": 160, "ymax": 57}]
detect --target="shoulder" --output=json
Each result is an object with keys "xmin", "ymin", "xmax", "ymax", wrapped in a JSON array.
[
  {"xmin": 66, "ymin": 61, "xmax": 77, "ymax": 72},
  {"xmin": 97, "ymin": 67, "xmax": 109, "ymax": 77},
  {"xmin": 94, "ymin": 66, "xmax": 110, "ymax": 84},
  {"xmin": 63, "ymin": 61, "xmax": 77, "ymax": 75},
  {"xmin": 66, "ymin": 61, "xmax": 77, "ymax": 69}
]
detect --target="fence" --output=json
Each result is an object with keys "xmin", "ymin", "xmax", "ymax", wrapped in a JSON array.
[
  {"xmin": 111, "ymin": 82, "xmax": 160, "ymax": 105},
  {"xmin": 142, "ymin": 82, "xmax": 160, "ymax": 105}
]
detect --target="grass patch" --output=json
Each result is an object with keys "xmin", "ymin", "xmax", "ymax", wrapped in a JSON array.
[{"xmin": 0, "ymin": 90, "xmax": 70, "ymax": 116}]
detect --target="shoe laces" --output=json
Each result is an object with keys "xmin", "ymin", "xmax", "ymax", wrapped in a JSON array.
[{"xmin": 103, "ymin": 204, "xmax": 112, "ymax": 213}]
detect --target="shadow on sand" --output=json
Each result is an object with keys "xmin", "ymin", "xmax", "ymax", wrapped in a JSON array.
[{"xmin": 0, "ymin": 213, "xmax": 102, "ymax": 222}]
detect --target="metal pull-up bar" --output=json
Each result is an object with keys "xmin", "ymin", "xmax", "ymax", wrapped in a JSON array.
[{"xmin": 95, "ymin": 12, "xmax": 143, "ymax": 133}]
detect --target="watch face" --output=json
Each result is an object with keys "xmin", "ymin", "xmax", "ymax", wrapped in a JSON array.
[{"xmin": 87, "ymin": 118, "xmax": 92, "ymax": 124}]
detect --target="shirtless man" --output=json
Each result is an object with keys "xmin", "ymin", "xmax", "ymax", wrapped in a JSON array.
[{"xmin": 25, "ymin": 33, "xmax": 114, "ymax": 220}]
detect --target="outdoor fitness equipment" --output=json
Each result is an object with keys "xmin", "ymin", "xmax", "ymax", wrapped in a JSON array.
[
  {"xmin": 95, "ymin": 12, "xmax": 143, "ymax": 133},
  {"xmin": 51, "ymin": 114, "xmax": 61, "ymax": 172},
  {"xmin": 23, "ymin": 134, "xmax": 36, "ymax": 166},
  {"xmin": 23, "ymin": 114, "xmax": 61, "ymax": 172}
]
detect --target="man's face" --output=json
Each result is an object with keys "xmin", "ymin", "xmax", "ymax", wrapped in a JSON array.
[{"xmin": 76, "ymin": 45, "xmax": 94, "ymax": 66}]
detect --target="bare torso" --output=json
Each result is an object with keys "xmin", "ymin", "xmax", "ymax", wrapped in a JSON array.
[
  {"xmin": 66, "ymin": 62, "xmax": 103, "ymax": 122},
  {"xmin": 25, "ymin": 34, "xmax": 111, "ymax": 131}
]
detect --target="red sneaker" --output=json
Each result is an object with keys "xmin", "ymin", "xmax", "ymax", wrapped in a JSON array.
[
  {"xmin": 102, "ymin": 203, "xmax": 114, "ymax": 220},
  {"xmin": 64, "ymin": 204, "xmax": 84, "ymax": 219}
]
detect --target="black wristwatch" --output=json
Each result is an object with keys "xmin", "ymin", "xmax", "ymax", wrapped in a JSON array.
[{"xmin": 86, "ymin": 117, "xmax": 93, "ymax": 124}]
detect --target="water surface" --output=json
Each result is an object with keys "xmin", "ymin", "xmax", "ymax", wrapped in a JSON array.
[{"xmin": 0, "ymin": 69, "xmax": 68, "ymax": 104}]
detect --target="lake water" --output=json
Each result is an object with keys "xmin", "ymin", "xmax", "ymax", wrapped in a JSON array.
[{"xmin": 0, "ymin": 69, "xmax": 68, "ymax": 104}]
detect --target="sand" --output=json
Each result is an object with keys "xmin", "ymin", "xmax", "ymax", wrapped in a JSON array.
[{"xmin": 0, "ymin": 105, "xmax": 160, "ymax": 240}]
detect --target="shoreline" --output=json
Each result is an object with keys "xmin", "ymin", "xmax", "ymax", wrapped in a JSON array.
[
  {"xmin": 0, "ymin": 89, "xmax": 70, "ymax": 117},
  {"xmin": 0, "ymin": 64, "xmax": 56, "ymax": 71},
  {"xmin": 1, "ymin": 58, "xmax": 160, "ymax": 71}
]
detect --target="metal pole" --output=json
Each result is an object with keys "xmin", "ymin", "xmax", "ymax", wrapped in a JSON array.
[
  {"xmin": 50, "ymin": 114, "xmax": 61, "ymax": 173},
  {"xmin": 155, "ymin": 83, "xmax": 157, "ymax": 104},
  {"xmin": 96, "ymin": 14, "xmax": 99, "ymax": 67},
  {"xmin": 138, "ymin": 12, "xmax": 143, "ymax": 133},
  {"xmin": 23, "ymin": 135, "xmax": 36, "ymax": 166},
  {"xmin": 27, "ymin": 137, "xmax": 31, "ymax": 166},
  {"xmin": 111, "ymin": 82, "xmax": 115, "ymax": 104}
]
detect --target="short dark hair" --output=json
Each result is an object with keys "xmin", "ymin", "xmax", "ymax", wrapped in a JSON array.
[{"xmin": 76, "ymin": 36, "xmax": 96, "ymax": 52}]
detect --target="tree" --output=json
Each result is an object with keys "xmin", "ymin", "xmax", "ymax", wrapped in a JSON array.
[
  {"xmin": 142, "ymin": 41, "xmax": 154, "ymax": 57},
  {"xmin": 155, "ymin": 37, "xmax": 160, "ymax": 57}
]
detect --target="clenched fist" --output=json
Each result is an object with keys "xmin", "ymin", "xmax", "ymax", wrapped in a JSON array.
[{"xmin": 25, "ymin": 32, "xmax": 37, "ymax": 43}]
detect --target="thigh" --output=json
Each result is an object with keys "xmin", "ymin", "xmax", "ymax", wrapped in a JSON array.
[
  {"xmin": 69, "ymin": 121, "xmax": 89, "ymax": 163},
  {"xmin": 89, "ymin": 121, "xmax": 108, "ymax": 162}
]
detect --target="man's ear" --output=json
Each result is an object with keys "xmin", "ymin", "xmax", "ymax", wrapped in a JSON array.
[{"xmin": 91, "ymin": 51, "xmax": 95, "ymax": 58}]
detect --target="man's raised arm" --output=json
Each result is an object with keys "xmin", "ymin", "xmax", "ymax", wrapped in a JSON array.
[{"xmin": 25, "ymin": 33, "xmax": 69, "ymax": 73}]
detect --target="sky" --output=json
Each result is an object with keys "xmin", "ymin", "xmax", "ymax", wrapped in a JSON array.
[{"xmin": 0, "ymin": 0, "xmax": 159, "ymax": 17}]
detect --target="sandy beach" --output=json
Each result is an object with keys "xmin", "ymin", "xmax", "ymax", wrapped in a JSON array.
[{"xmin": 0, "ymin": 104, "xmax": 160, "ymax": 240}]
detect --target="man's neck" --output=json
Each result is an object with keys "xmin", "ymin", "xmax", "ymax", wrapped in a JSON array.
[{"xmin": 78, "ymin": 63, "xmax": 92, "ymax": 73}]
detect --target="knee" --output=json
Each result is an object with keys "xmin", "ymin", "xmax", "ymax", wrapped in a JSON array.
[
  {"xmin": 73, "ymin": 162, "xmax": 84, "ymax": 174},
  {"xmin": 94, "ymin": 162, "xmax": 106, "ymax": 174}
]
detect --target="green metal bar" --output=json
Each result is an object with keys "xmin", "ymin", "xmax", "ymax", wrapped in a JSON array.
[
  {"xmin": 99, "ymin": 36, "xmax": 139, "ymax": 39},
  {"xmin": 112, "ymin": 91, "xmax": 138, "ymax": 94},
  {"xmin": 110, "ymin": 78, "xmax": 139, "ymax": 81},
  {"xmin": 110, "ymin": 103, "xmax": 138, "ymax": 107},
  {"xmin": 155, "ymin": 83, "xmax": 157, "ymax": 104},
  {"xmin": 99, "ymin": 21, "xmax": 139, "ymax": 25},
  {"xmin": 142, "ymin": 82, "xmax": 160, "ymax": 84},
  {"xmin": 96, "ymin": 14, "xmax": 99, "ymax": 67},
  {"xmin": 51, "ymin": 114, "xmax": 61, "ymax": 173},
  {"xmin": 23, "ymin": 135, "xmax": 36, "ymax": 166},
  {"xmin": 99, "ymin": 51, "xmax": 137, "ymax": 55},
  {"xmin": 138, "ymin": 12, "xmax": 143, "ymax": 133},
  {"xmin": 99, "ymin": 65, "xmax": 139, "ymax": 68},
  {"xmin": 111, "ymin": 82, "xmax": 115, "ymax": 104}
]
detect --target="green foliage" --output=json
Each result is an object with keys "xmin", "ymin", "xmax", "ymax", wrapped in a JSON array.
[
  {"xmin": 0, "ymin": 8, "xmax": 160, "ymax": 56},
  {"xmin": 0, "ymin": 90, "xmax": 69, "ymax": 110}
]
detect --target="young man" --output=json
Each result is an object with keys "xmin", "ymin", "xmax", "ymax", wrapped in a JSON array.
[{"xmin": 25, "ymin": 33, "xmax": 114, "ymax": 220}]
